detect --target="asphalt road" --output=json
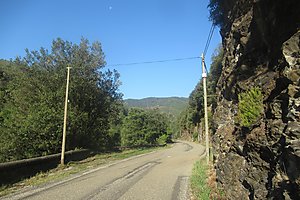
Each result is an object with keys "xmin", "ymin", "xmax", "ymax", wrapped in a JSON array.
[{"xmin": 3, "ymin": 141, "xmax": 205, "ymax": 200}]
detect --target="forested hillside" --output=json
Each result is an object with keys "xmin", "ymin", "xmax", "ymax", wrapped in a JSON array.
[{"xmin": 125, "ymin": 97, "xmax": 188, "ymax": 117}]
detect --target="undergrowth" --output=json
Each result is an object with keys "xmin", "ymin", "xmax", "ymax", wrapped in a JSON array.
[{"xmin": 190, "ymin": 159, "xmax": 226, "ymax": 200}]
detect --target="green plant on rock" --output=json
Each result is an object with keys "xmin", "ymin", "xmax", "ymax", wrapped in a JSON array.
[{"xmin": 238, "ymin": 87, "xmax": 263, "ymax": 128}]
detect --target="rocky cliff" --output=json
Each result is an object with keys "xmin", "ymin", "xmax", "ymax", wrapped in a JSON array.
[{"xmin": 213, "ymin": 0, "xmax": 300, "ymax": 199}]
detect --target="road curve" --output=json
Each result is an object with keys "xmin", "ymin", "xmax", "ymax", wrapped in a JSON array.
[{"xmin": 3, "ymin": 141, "xmax": 205, "ymax": 200}]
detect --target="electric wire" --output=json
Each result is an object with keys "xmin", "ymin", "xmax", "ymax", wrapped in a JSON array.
[
  {"xmin": 106, "ymin": 24, "xmax": 215, "ymax": 67},
  {"xmin": 202, "ymin": 23, "xmax": 216, "ymax": 73},
  {"xmin": 106, "ymin": 56, "xmax": 200, "ymax": 67},
  {"xmin": 203, "ymin": 24, "xmax": 215, "ymax": 57},
  {"xmin": 203, "ymin": 25, "xmax": 213, "ymax": 56}
]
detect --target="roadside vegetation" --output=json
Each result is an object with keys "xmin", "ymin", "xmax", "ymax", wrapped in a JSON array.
[
  {"xmin": 121, "ymin": 108, "xmax": 172, "ymax": 146},
  {"xmin": 0, "ymin": 38, "xmax": 122, "ymax": 162},
  {"xmin": 190, "ymin": 159, "xmax": 225, "ymax": 200},
  {"xmin": 0, "ymin": 38, "xmax": 171, "ymax": 163},
  {"xmin": 190, "ymin": 159, "xmax": 211, "ymax": 200}
]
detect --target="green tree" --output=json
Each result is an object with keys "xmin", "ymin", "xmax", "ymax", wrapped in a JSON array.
[
  {"xmin": 207, "ymin": 45, "xmax": 223, "ymax": 110},
  {"xmin": 0, "ymin": 38, "xmax": 122, "ymax": 162},
  {"xmin": 208, "ymin": 0, "xmax": 225, "ymax": 27},
  {"xmin": 108, "ymin": 104, "xmax": 127, "ymax": 148},
  {"xmin": 121, "ymin": 108, "xmax": 169, "ymax": 147}
]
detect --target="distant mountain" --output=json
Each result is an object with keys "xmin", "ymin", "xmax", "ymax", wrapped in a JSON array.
[{"xmin": 124, "ymin": 97, "xmax": 188, "ymax": 117}]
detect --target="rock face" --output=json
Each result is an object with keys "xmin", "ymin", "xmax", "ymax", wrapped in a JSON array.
[{"xmin": 213, "ymin": 0, "xmax": 300, "ymax": 199}]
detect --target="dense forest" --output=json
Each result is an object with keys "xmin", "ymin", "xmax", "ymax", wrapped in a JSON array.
[{"xmin": 0, "ymin": 38, "xmax": 170, "ymax": 162}]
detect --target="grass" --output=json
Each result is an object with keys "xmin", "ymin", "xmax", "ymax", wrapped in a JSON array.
[
  {"xmin": 0, "ymin": 146, "xmax": 167, "ymax": 197},
  {"xmin": 190, "ymin": 159, "xmax": 211, "ymax": 200},
  {"xmin": 190, "ymin": 158, "xmax": 226, "ymax": 200}
]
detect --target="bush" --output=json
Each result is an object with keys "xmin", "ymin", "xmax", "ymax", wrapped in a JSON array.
[
  {"xmin": 156, "ymin": 134, "xmax": 168, "ymax": 145},
  {"xmin": 121, "ymin": 108, "xmax": 169, "ymax": 147},
  {"xmin": 192, "ymin": 131, "xmax": 198, "ymax": 142},
  {"xmin": 238, "ymin": 87, "xmax": 263, "ymax": 128}
]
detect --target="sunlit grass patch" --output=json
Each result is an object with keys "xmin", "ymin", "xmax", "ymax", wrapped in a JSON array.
[{"xmin": 190, "ymin": 159, "xmax": 210, "ymax": 200}]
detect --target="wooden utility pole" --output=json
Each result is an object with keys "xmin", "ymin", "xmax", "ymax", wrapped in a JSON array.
[
  {"xmin": 201, "ymin": 53, "xmax": 209, "ymax": 164},
  {"xmin": 61, "ymin": 66, "xmax": 71, "ymax": 165}
]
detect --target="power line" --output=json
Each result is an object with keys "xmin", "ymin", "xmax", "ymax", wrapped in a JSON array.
[
  {"xmin": 203, "ymin": 24, "xmax": 215, "ymax": 57},
  {"xmin": 107, "ymin": 24, "xmax": 215, "ymax": 67},
  {"xmin": 106, "ymin": 56, "xmax": 200, "ymax": 67}
]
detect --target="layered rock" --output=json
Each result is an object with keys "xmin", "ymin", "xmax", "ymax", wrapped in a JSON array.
[{"xmin": 213, "ymin": 0, "xmax": 300, "ymax": 199}]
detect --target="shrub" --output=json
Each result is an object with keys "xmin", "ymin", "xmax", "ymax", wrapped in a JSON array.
[
  {"xmin": 193, "ymin": 131, "xmax": 198, "ymax": 142},
  {"xmin": 156, "ymin": 134, "xmax": 168, "ymax": 146},
  {"xmin": 238, "ymin": 87, "xmax": 263, "ymax": 127},
  {"xmin": 121, "ymin": 108, "xmax": 169, "ymax": 147}
]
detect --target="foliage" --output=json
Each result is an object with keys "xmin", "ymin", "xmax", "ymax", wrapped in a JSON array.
[
  {"xmin": 238, "ymin": 87, "xmax": 263, "ymax": 127},
  {"xmin": 190, "ymin": 159, "xmax": 210, "ymax": 200},
  {"xmin": 1, "ymin": 41, "xmax": 175, "ymax": 162},
  {"xmin": 156, "ymin": 134, "xmax": 168, "ymax": 146},
  {"xmin": 0, "ymin": 38, "xmax": 122, "ymax": 162},
  {"xmin": 207, "ymin": 45, "xmax": 223, "ymax": 110},
  {"xmin": 208, "ymin": 0, "xmax": 225, "ymax": 27},
  {"xmin": 121, "ymin": 108, "xmax": 170, "ymax": 147},
  {"xmin": 193, "ymin": 131, "xmax": 198, "ymax": 141},
  {"xmin": 107, "ymin": 106, "xmax": 126, "ymax": 148}
]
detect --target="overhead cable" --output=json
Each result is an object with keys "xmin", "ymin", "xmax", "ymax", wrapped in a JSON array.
[
  {"xmin": 106, "ymin": 56, "xmax": 200, "ymax": 67},
  {"xmin": 203, "ymin": 24, "xmax": 215, "ymax": 57}
]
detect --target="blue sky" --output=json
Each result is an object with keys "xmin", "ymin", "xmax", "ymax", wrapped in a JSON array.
[{"xmin": 0, "ymin": 0, "xmax": 221, "ymax": 99}]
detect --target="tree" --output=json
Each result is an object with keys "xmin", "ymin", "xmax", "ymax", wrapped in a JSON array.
[
  {"xmin": 0, "ymin": 38, "xmax": 123, "ymax": 162},
  {"xmin": 121, "ymin": 108, "xmax": 169, "ymax": 147},
  {"xmin": 207, "ymin": 45, "xmax": 223, "ymax": 110},
  {"xmin": 208, "ymin": 0, "xmax": 225, "ymax": 27}
]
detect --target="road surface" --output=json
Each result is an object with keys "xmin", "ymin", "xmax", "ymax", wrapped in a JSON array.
[{"xmin": 3, "ymin": 141, "xmax": 205, "ymax": 200}]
